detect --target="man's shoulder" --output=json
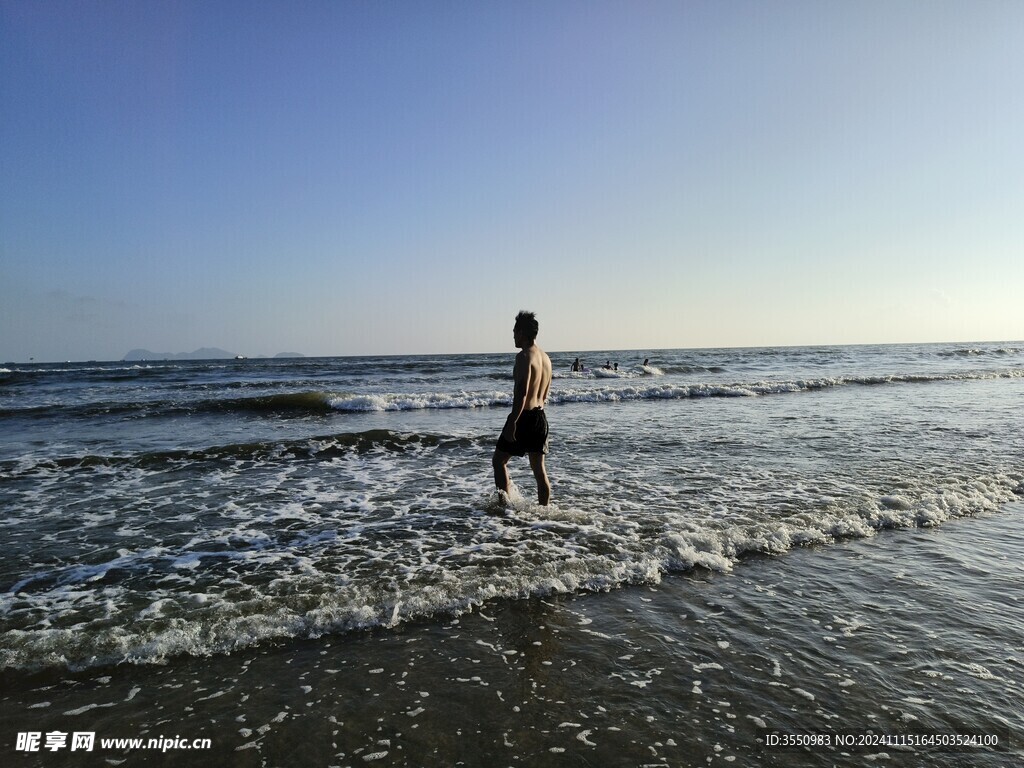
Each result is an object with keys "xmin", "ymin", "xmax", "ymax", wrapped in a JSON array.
[
  {"xmin": 513, "ymin": 348, "xmax": 529, "ymax": 373},
  {"xmin": 527, "ymin": 345, "xmax": 550, "ymax": 363}
]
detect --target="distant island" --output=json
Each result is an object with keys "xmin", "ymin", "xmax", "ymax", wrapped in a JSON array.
[{"xmin": 123, "ymin": 348, "xmax": 305, "ymax": 361}]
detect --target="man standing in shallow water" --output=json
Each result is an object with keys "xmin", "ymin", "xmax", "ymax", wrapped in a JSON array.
[{"xmin": 493, "ymin": 310, "xmax": 553, "ymax": 505}]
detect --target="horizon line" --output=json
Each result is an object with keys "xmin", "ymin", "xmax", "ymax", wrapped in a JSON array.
[{"xmin": 5, "ymin": 338, "xmax": 1024, "ymax": 365}]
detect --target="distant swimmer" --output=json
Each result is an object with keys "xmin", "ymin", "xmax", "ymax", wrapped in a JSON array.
[
  {"xmin": 571, "ymin": 357, "xmax": 581, "ymax": 372},
  {"xmin": 493, "ymin": 311, "xmax": 553, "ymax": 505},
  {"xmin": 643, "ymin": 358, "xmax": 649, "ymax": 366},
  {"xmin": 604, "ymin": 360, "xmax": 612, "ymax": 370}
]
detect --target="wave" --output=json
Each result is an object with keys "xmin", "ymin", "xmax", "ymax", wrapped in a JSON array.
[
  {"xmin": 937, "ymin": 346, "xmax": 1024, "ymax": 358},
  {"xmin": 554, "ymin": 365, "xmax": 676, "ymax": 379},
  {"xmin": 1, "ymin": 429, "xmax": 477, "ymax": 478},
  {"xmin": 549, "ymin": 369, "xmax": 1024, "ymax": 405},
  {"xmin": 4, "ymin": 368, "xmax": 1023, "ymax": 422},
  {"xmin": 0, "ymin": 363, "xmax": 172, "ymax": 378},
  {"xmin": 2, "ymin": 472, "xmax": 1021, "ymax": 673}
]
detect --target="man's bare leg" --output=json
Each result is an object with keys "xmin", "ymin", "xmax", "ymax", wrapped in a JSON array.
[
  {"xmin": 492, "ymin": 449, "xmax": 512, "ymax": 495},
  {"xmin": 528, "ymin": 452, "xmax": 551, "ymax": 506}
]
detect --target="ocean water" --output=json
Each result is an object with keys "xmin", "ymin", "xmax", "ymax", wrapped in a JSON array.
[{"xmin": 1, "ymin": 342, "xmax": 1022, "ymax": 766}]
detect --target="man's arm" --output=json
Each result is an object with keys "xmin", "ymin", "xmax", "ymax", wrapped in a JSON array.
[
  {"xmin": 502, "ymin": 351, "xmax": 531, "ymax": 442},
  {"xmin": 541, "ymin": 352, "xmax": 551, "ymax": 405}
]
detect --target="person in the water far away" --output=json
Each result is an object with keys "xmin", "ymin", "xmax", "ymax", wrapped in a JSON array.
[{"xmin": 492, "ymin": 311, "xmax": 553, "ymax": 505}]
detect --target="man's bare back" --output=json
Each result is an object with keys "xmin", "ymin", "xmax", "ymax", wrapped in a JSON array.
[{"xmin": 513, "ymin": 343, "xmax": 552, "ymax": 413}]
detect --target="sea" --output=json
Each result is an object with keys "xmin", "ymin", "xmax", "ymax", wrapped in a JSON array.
[{"xmin": 1, "ymin": 342, "xmax": 1022, "ymax": 767}]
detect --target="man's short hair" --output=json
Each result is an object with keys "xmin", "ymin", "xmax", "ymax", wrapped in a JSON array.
[{"xmin": 515, "ymin": 310, "xmax": 539, "ymax": 341}]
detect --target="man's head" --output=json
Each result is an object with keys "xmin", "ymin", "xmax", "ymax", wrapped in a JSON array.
[{"xmin": 514, "ymin": 311, "xmax": 539, "ymax": 344}]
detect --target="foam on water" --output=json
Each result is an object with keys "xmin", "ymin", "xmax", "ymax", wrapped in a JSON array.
[
  {"xmin": 4, "ymin": 364, "xmax": 1022, "ymax": 428},
  {"xmin": 2, "ymin": 423, "xmax": 1020, "ymax": 672}
]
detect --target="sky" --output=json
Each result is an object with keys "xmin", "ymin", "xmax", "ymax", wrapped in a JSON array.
[{"xmin": 2, "ymin": 0, "xmax": 1023, "ymax": 362}]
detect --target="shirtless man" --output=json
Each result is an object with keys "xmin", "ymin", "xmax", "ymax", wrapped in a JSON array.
[{"xmin": 492, "ymin": 310, "xmax": 553, "ymax": 505}]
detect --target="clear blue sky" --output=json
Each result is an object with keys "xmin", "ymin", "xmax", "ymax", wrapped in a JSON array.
[{"xmin": 2, "ymin": 0, "xmax": 1022, "ymax": 361}]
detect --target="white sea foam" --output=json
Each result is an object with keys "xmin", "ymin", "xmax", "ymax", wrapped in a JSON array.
[
  {"xmin": 326, "ymin": 391, "xmax": 511, "ymax": 411},
  {"xmin": 294, "ymin": 370, "xmax": 1024, "ymax": 414},
  {"xmin": 5, "ymin": 467, "xmax": 1021, "ymax": 672}
]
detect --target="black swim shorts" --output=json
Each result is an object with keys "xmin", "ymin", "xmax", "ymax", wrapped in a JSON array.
[{"xmin": 496, "ymin": 407, "xmax": 549, "ymax": 456}]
